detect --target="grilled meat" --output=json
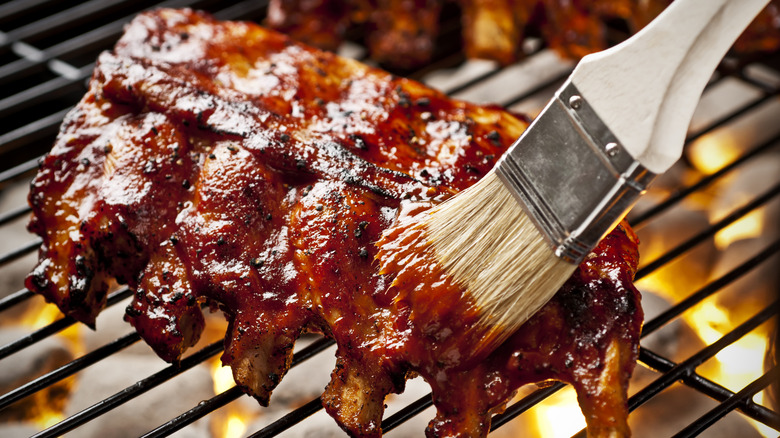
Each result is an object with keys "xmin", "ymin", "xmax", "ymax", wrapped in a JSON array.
[
  {"xmin": 267, "ymin": 0, "xmax": 444, "ymax": 69},
  {"xmin": 27, "ymin": 9, "xmax": 642, "ymax": 437},
  {"xmin": 266, "ymin": 0, "xmax": 780, "ymax": 68}
]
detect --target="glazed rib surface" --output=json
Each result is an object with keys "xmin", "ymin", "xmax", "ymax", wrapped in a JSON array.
[{"xmin": 27, "ymin": 9, "xmax": 642, "ymax": 437}]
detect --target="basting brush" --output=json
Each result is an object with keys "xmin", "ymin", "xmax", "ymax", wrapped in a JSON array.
[{"xmin": 423, "ymin": 0, "xmax": 771, "ymax": 355}]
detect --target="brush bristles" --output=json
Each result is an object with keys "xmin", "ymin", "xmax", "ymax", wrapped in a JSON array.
[{"xmin": 425, "ymin": 171, "xmax": 577, "ymax": 349}]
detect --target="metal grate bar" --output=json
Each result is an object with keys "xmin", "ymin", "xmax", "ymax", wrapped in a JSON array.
[
  {"xmin": 33, "ymin": 340, "xmax": 224, "ymax": 438},
  {"xmin": 0, "ymin": 331, "xmax": 141, "ymax": 411},
  {"xmin": 0, "ymin": 0, "xmax": 64, "ymax": 25},
  {"xmin": 0, "ymin": 107, "xmax": 71, "ymax": 155},
  {"xmin": 491, "ymin": 384, "xmax": 566, "ymax": 431},
  {"xmin": 0, "ymin": 238, "xmax": 40, "ymax": 265},
  {"xmin": 636, "ymin": 180, "xmax": 780, "ymax": 279},
  {"xmin": 212, "ymin": 0, "xmax": 269, "ymax": 21},
  {"xmin": 381, "ymin": 393, "xmax": 433, "ymax": 433},
  {"xmin": 0, "ymin": 0, "xmax": 197, "ymax": 86},
  {"xmin": 0, "ymin": 287, "xmax": 131, "ymax": 360},
  {"xmin": 503, "ymin": 69, "xmax": 573, "ymax": 108},
  {"xmin": 630, "ymin": 133, "xmax": 780, "ymax": 228},
  {"xmin": 0, "ymin": 157, "xmax": 39, "ymax": 186},
  {"xmin": 250, "ymin": 396, "xmax": 324, "ymax": 438},
  {"xmin": 0, "ymin": 289, "xmax": 34, "ymax": 313},
  {"xmin": 143, "ymin": 336, "xmax": 335, "ymax": 438},
  {"xmin": 0, "ymin": 0, "xmax": 140, "ymax": 50},
  {"xmin": 735, "ymin": 67, "xmax": 780, "ymax": 94},
  {"xmin": 685, "ymin": 89, "xmax": 779, "ymax": 144},
  {"xmin": 155, "ymin": 386, "xmax": 246, "ymax": 437},
  {"xmin": 0, "ymin": 65, "xmax": 92, "ymax": 120},
  {"xmin": 642, "ymin": 239, "xmax": 780, "ymax": 336},
  {"xmin": 638, "ymin": 348, "xmax": 780, "ymax": 427},
  {"xmin": 0, "ymin": 204, "xmax": 32, "ymax": 227},
  {"xmin": 630, "ymin": 302, "xmax": 778, "ymax": 423},
  {"xmin": 672, "ymin": 367, "xmax": 780, "ymax": 437}
]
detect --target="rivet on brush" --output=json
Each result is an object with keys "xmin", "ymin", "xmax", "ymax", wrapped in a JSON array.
[{"xmin": 569, "ymin": 95, "xmax": 582, "ymax": 110}]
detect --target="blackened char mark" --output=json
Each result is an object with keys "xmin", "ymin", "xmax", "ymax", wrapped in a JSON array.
[
  {"xmin": 95, "ymin": 52, "xmax": 427, "ymax": 200},
  {"xmin": 310, "ymin": 140, "xmax": 424, "ymax": 199}
]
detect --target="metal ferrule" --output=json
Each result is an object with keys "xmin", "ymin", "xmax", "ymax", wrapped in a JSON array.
[{"xmin": 495, "ymin": 79, "xmax": 656, "ymax": 264}]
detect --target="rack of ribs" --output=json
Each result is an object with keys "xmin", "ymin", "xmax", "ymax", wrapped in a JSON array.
[
  {"xmin": 266, "ymin": 0, "xmax": 780, "ymax": 69},
  {"xmin": 26, "ymin": 9, "xmax": 643, "ymax": 437}
]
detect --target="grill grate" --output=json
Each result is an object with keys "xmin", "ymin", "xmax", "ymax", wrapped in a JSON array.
[{"xmin": 1, "ymin": 0, "xmax": 779, "ymax": 437}]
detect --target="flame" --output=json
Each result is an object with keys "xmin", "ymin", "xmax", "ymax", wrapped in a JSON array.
[
  {"xmin": 212, "ymin": 360, "xmax": 236, "ymax": 395},
  {"xmin": 714, "ymin": 208, "xmax": 765, "ymax": 249},
  {"xmin": 688, "ymin": 132, "xmax": 741, "ymax": 175},
  {"xmin": 678, "ymin": 129, "xmax": 775, "ymax": 436},
  {"xmin": 22, "ymin": 300, "xmax": 63, "ymax": 328},
  {"xmin": 32, "ymin": 411, "xmax": 65, "ymax": 429},
  {"xmin": 210, "ymin": 359, "xmax": 253, "ymax": 438},
  {"xmin": 685, "ymin": 300, "xmax": 774, "ymax": 437},
  {"xmin": 223, "ymin": 414, "xmax": 248, "ymax": 438},
  {"xmin": 530, "ymin": 387, "xmax": 586, "ymax": 438}
]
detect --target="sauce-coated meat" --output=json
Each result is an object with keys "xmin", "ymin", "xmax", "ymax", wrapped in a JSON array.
[
  {"xmin": 267, "ymin": 0, "xmax": 780, "ymax": 68},
  {"xmin": 27, "ymin": 9, "xmax": 642, "ymax": 437}
]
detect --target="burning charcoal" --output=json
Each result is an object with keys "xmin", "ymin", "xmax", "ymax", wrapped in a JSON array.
[
  {"xmin": 64, "ymin": 355, "xmax": 212, "ymax": 438},
  {"xmin": 0, "ymin": 327, "xmax": 73, "ymax": 422}
]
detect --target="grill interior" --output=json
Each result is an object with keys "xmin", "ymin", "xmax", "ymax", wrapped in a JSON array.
[{"xmin": 0, "ymin": 1, "xmax": 779, "ymax": 437}]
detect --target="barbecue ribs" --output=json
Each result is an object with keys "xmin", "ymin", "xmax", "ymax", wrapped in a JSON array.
[
  {"xmin": 267, "ymin": 0, "xmax": 780, "ymax": 69},
  {"xmin": 27, "ymin": 9, "xmax": 643, "ymax": 437}
]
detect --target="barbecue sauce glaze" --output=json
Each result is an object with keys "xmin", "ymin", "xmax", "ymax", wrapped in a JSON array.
[{"xmin": 27, "ymin": 9, "xmax": 642, "ymax": 437}]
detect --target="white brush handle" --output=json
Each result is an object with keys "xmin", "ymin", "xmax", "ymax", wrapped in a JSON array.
[{"xmin": 571, "ymin": 0, "xmax": 769, "ymax": 174}]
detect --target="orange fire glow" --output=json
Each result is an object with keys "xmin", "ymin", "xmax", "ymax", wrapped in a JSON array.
[
  {"xmin": 626, "ymin": 130, "xmax": 776, "ymax": 437},
  {"xmin": 688, "ymin": 132, "xmax": 742, "ymax": 175},
  {"xmin": 31, "ymin": 410, "xmax": 65, "ymax": 430},
  {"xmin": 714, "ymin": 208, "xmax": 766, "ymax": 249},
  {"xmin": 211, "ymin": 359, "xmax": 250, "ymax": 438},
  {"xmin": 529, "ymin": 387, "xmax": 586, "ymax": 438},
  {"xmin": 686, "ymin": 300, "xmax": 775, "ymax": 437}
]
